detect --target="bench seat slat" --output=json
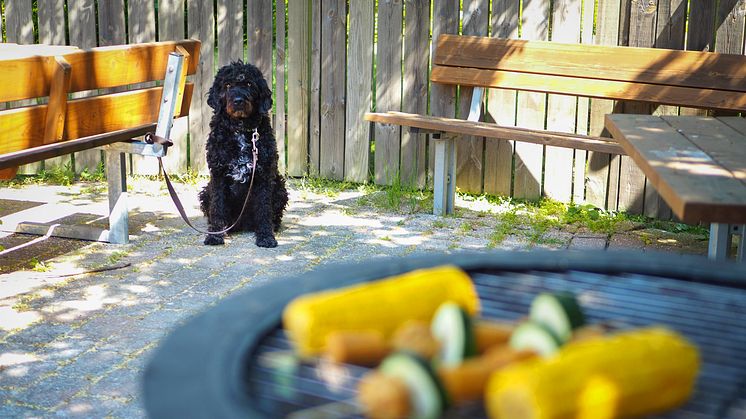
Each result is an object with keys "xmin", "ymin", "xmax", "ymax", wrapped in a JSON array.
[
  {"xmin": 434, "ymin": 34, "xmax": 746, "ymax": 93},
  {"xmin": 364, "ymin": 111, "xmax": 625, "ymax": 155},
  {"xmin": 430, "ymin": 66, "xmax": 746, "ymax": 112}
]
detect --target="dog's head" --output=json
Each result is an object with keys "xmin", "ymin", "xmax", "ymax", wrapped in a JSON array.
[{"xmin": 207, "ymin": 61, "xmax": 272, "ymax": 119}]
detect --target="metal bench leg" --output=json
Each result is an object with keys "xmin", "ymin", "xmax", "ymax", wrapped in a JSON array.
[
  {"xmin": 106, "ymin": 150, "xmax": 129, "ymax": 244},
  {"xmin": 736, "ymin": 225, "xmax": 745, "ymax": 263},
  {"xmin": 432, "ymin": 133, "xmax": 456, "ymax": 216},
  {"xmin": 708, "ymin": 223, "xmax": 731, "ymax": 262}
]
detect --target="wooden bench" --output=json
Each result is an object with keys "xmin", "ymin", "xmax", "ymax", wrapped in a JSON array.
[
  {"xmin": 0, "ymin": 39, "xmax": 201, "ymax": 243},
  {"xmin": 365, "ymin": 34, "xmax": 746, "ymax": 216}
]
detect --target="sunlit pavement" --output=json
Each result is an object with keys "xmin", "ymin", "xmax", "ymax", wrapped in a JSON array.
[{"xmin": 0, "ymin": 178, "xmax": 708, "ymax": 417}]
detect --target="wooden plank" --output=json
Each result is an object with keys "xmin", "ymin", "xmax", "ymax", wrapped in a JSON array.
[
  {"xmin": 606, "ymin": 114, "xmax": 746, "ymax": 224},
  {"xmin": 0, "ymin": 5, "xmax": 12, "ymax": 178},
  {"xmin": 0, "ymin": 57, "xmax": 54, "ymax": 102},
  {"xmin": 128, "ymin": 0, "xmax": 158, "ymax": 176},
  {"xmin": 644, "ymin": 0, "xmax": 686, "ymax": 219},
  {"xmin": 188, "ymin": 0, "xmax": 215, "ymax": 174},
  {"xmin": 0, "ymin": 107, "xmax": 48, "ymax": 156},
  {"xmin": 455, "ymin": 0, "xmax": 488, "ymax": 194},
  {"xmin": 429, "ymin": 65, "xmax": 746, "ymax": 112},
  {"xmin": 365, "ymin": 112, "xmax": 624, "ymax": 154},
  {"xmin": 484, "ymin": 0, "xmax": 519, "ymax": 197},
  {"xmin": 573, "ymin": 0, "xmax": 596, "ymax": 203},
  {"xmin": 98, "ymin": 1, "xmax": 126, "ymax": 47},
  {"xmin": 158, "ymin": 0, "xmax": 188, "ymax": 175},
  {"xmin": 663, "ymin": 116, "xmax": 746, "ymax": 182},
  {"xmin": 42, "ymin": 57, "xmax": 72, "ymax": 145},
  {"xmin": 38, "ymin": 0, "xmax": 66, "ymax": 45},
  {"xmin": 64, "ymin": 84, "xmax": 193, "ymax": 139},
  {"xmin": 344, "ymin": 0, "xmax": 374, "ymax": 183},
  {"xmin": 429, "ymin": 0, "xmax": 460, "ymax": 187},
  {"xmin": 513, "ymin": 0, "xmax": 549, "ymax": 201},
  {"xmin": 617, "ymin": 0, "xmax": 657, "ymax": 215},
  {"xmin": 275, "ymin": 0, "xmax": 287, "ymax": 175},
  {"xmin": 309, "ymin": 1, "xmax": 321, "ymax": 175},
  {"xmin": 247, "ymin": 0, "xmax": 273, "ymax": 82},
  {"xmin": 687, "ymin": 2, "xmax": 716, "ymax": 52},
  {"xmin": 544, "ymin": 0, "xmax": 581, "ymax": 203},
  {"xmin": 320, "ymin": 0, "xmax": 346, "ymax": 180},
  {"xmin": 287, "ymin": 0, "xmax": 310, "ymax": 176},
  {"xmin": 400, "ymin": 0, "xmax": 429, "ymax": 188},
  {"xmin": 217, "ymin": 0, "xmax": 244, "ymax": 66},
  {"xmin": 0, "ymin": 124, "xmax": 155, "ymax": 170},
  {"xmin": 5, "ymin": 0, "xmax": 38, "ymax": 175},
  {"xmin": 587, "ymin": 0, "xmax": 622, "ymax": 209},
  {"xmin": 716, "ymin": 1, "xmax": 746, "ymax": 55},
  {"xmin": 434, "ymin": 35, "xmax": 746, "ymax": 93},
  {"xmin": 36, "ymin": 0, "xmax": 70, "ymax": 172},
  {"xmin": 374, "ymin": 0, "xmax": 403, "ymax": 185}
]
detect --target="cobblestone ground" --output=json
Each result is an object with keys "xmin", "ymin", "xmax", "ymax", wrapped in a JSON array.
[{"xmin": 0, "ymin": 179, "xmax": 710, "ymax": 417}]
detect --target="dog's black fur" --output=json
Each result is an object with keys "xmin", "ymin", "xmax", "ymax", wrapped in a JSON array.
[{"xmin": 199, "ymin": 61, "xmax": 288, "ymax": 247}]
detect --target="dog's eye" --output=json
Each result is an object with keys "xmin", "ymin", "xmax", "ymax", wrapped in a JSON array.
[{"xmin": 225, "ymin": 83, "xmax": 232, "ymax": 89}]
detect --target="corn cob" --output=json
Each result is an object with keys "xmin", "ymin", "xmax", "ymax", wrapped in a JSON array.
[
  {"xmin": 283, "ymin": 265, "xmax": 479, "ymax": 357},
  {"xmin": 485, "ymin": 327, "xmax": 700, "ymax": 419}
]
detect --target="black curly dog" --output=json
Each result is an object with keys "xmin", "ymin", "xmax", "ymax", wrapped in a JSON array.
[{"xmin": 199, "ymin": 61, "xmax": 288, "ymax": 247}]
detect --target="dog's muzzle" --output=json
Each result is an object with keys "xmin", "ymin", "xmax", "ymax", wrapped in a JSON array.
[{"xmin": 226, "ymin": 88, "xmax": 254, "ymax": 119}]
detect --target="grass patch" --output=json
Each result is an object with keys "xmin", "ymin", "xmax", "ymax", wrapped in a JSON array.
[{"xmin": 29, "ymin": 257, "xmax": 52, "ymax": 272}]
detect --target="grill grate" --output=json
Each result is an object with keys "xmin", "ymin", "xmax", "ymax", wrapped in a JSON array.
[{"xmin": 244, "ymin": 269, "xmax": 746, "ymax": 418}]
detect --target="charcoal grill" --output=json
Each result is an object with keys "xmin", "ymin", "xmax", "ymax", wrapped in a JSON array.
[{"xmin": 143, "ymin": 251, "xmax": 746, "ymax": 418}]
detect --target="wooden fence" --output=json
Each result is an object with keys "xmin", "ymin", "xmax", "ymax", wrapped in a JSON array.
[{"xmin": 2, "ymin": 0, "xmax": 745, "ymax": 218}]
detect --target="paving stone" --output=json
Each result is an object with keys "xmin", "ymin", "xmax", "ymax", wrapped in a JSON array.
[
  {"xmin": 569, "ymin": 235, "xmax": 608, "ymax": 250},
  {"xmin": 0, "ymin": 402, "xmax": 49, "ymax": 419},
  {"xmin": 86, "ymin": 367, "xmax": 141, "ymax": 400},
  {"xmin": 52, "ymin": 395, "xmax": 124, "ymax": 418}
]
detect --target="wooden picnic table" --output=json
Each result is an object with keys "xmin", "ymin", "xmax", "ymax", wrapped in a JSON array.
[{"xmin": 605, "ymin": 114, "xmax": 746, "ymax": 263}]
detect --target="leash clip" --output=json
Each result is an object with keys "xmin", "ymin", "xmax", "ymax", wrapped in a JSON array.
[{"xmin": 251, "ymin": 128, "xmax": 259, "ymax": 155}]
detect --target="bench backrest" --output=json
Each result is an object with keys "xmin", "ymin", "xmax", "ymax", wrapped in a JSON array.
[
  {"xmin": 0, "ymin": 39, "xmax": 201, "ymax": 159},
  {"xmin": 431, "ymin": 34, "xmax": 746, "ymax": 112}
]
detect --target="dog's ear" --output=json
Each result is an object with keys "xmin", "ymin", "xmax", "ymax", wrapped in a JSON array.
[
  {"xmin": 207, "ymin": 83, "xmax": 220, "ymax": 110},
  {"xmin": 257, "ymin": 77, "xmax": 273, "ymax": 114}
]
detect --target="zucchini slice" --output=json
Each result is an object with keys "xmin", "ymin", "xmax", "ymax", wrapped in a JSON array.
[
  {"xmin": 509, "ymin": 321, "xmax": 562, "ymax": 357},
  {"xmin": 530, "ymin": 292, "xmax": 585, "ymax": 342},
  {"xmin": 430, "ymin": 302, "xmax": 476, "ymax": 367},
  {"xmin": 379, "ymin": 352, "xmax": 449, "ymax": 419}
]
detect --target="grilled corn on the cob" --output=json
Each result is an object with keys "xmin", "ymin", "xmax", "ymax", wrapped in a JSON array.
[{"xmin": 283, "ymin": 265, "xmax": 479, "ymax": 357}]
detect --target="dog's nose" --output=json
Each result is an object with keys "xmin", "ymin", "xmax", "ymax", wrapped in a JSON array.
[{"xmin": 232, "ymin": 97, "xmax": 244, "ymax": 106}]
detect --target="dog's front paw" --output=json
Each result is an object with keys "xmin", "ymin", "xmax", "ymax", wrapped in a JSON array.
[
  {"xmin": 256, "ymin": 234, "xmax": 277, "ymax": 248},
  {"xmin": 204, "ymin": 234, "xmax": 225, "ymax": 246}
]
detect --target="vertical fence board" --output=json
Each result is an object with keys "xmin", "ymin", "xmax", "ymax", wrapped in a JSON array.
[
  {"xmin": 586, "ymin": 0, "xmax": 622, "ymax": 209},
  {"xmin": 68, "ymin": 0, "xmax": 101, "ymax": 175},
  {"xmin": 158, "ymin": 0, "xmax": 188, "ymax": 174},
  {"xmin": 276, "ymin": 0, "xmax": 287, "ymax": 174},
  {"xmin": 484, "ymin": 0, "xmax": 520, "ymax": 197},
  {"xmin": 6, "ymin": 0, "xmax": 38, "ymax": 175},
  {"xmin": 98, "ymin": 1, "xmax": 126, "ymax": 47},
  {"xmin": 455, "ymin": 0, "xmax": 488, "ymax": 194},
  {"xmin": 401, "ymin": 0, "xmax": 430, "ymax": 188},
  {"xmin": 38, "ymin": 0, "xmax": 70, "ymax": 172},
  {"xmin": 128, "ymin": 0, "xmax": 158, "ymax": 175},
  {"xmin": 644, "ymin": 0, "xmax": 685, "ymax": 219},
  {"xmin": 218, "ymin": 0, "xmax": 244, "ymax": 66},
  {"xmin": 617, "ymin": 0, "xmax": 655, "ymax": 215},
  {"xmin": 247, "ymin": 1, "xmax": 273, "ymax": 78},
  {"xmin": 319, "ymin": 0, "xmax": 346, "ymax": 180},
  {"xmin": 188, "ymin": 0, "xmax": 215, "ymax": 174},
  {"xmin": 374, "ymin": 0, "xmax": 403, "ymax": 185},
  {"xmin": 687, "ymin": 1, "xmax": 716, "ymax": 52},
  {"xmin": 513, "ymin": 0, "xmax": 549, "ymax": 200},
  {"xmin": 287, "ymin": 0, "xmax": 310, "ymax": 176},
  {"xmin": 544, "ymin": 0, "xmax": 581, "ymax": 203},
  {"xmin": 345, "ymin": 0, "xmax": 374, "ymax": 183},
  {"xmin": 309, "ymin": 1, "xmax": 321, "ymax": 175},
  {"xmin": 429, "ymin": 0, "xmax": 460, "ymax": 186},
  {"xmin": 573, "ymin": 0, "xmax": 596, "ymax": 203},
  {"xmin": 716, "ymin": 1, "xmax": 746, "ymax": 54}
]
